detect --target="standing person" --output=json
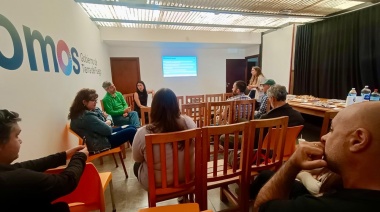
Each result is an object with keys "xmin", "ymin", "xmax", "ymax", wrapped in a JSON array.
[
  {"xmin": 69, "ymin": 88, "xmax": 137, "ymax": 154},
  {"xmin": 254, "ymin": 102, "xmax": 380, "ymax": 212},
  {"xmin": 134, "ymin": 81, "xmax": 155, "ymax": 124},
  {"xmin": 0, "ymin": 109, "xmax": 89, "ymax": 211},
  {"xmin": 247, "ymin": 66, "xmax": 266, "ymax": 108},
  {"xmin": 102, "ymin": 81, "xmax": 140, "ymax": 128},
  {"xmin": 132, "ymin": 88, "xmax": 196, "ymax": 190}
]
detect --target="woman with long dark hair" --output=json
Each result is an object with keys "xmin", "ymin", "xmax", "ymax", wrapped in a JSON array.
[
  {"xmin": 132, "ymin": 88, "xmax": 196, "ymax": 190},
  {"xmin": 68, "ymin": 88, "xmax": 137, "ymax": 154},
  {"xmin": 134, "ymin": 81, "xmax": 154, "ymax": 123}
]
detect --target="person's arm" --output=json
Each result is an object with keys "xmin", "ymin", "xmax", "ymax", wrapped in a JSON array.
[
  {"xmin": 82, "ymin": 113, "xmax": 112, "ymax": 136},
  {"xmin": 133, "ymin": 92, "xmax": 145, "ymax": 108},
  {"xmin": 5, "ymin": 152, "xmax": 87, "ymax": 203},
  {"xmin": 254, "ymin": 141, "xmax": 327, "ymax": 209},
  {"xmin": 148, "ymin": 89, "xmax": 155, "ymax": 98},
  {"xmin": 102, "ymin": 96, "xmax": 125, "ymax": 116},
  {"xmin": 11, "ymin": 152, "xmax": 67, "ymax": 171},
  {"xmin": 132, "ymin": 128, "xmax": 146, "ymax": 162}
]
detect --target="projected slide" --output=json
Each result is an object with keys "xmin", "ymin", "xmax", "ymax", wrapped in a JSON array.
[{"xmin": 162, "ymin": 56, "xmax": 197, "ymax": 77}]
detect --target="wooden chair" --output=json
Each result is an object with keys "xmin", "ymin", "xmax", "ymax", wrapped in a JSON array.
[
  {"xmin": 141, "ymin": 107, "xmax": 151, "ymax": 126},
  {"xmin": 138, "ymin": 203, "xmax": 212, "ymax": 212},
  {"xmin": 206, "ymin": 101, "xmax": 233, "ymax": 126},
  {"xmin": 177, "ymin": 96, "xmax": 185, "ymax": 113},
  {"xmin": 223, "ymin": 93, "xmax": 233, "ymax": 101},
  {"xmin": 320, "ymin": 110, "xmax": 339, "ymax": 138},
  {"xmin": 145, "ymin": 128, "xmax": 202, "ymax": 207},
  {"xmin": 246, "ymin": 117, "xmax": 288, "ymax": 179},
  {"xmin": 186, "ymin": 95, "xmax": 205, "ymax": 103},
  {"xmin": 48, "ymin": 163, "xmax": 116, "ymax": 212},
  {"xmin": 231, "ymin": 99, "xmax": 256, "ymax": 123},
  {"xmin": 100, "ymin": 100, "xmax": 105, "ymax": 111},
  {"xmin": 200, "ymin": 122, "xmax": 250, "ymax": 211},
  {"xmin": 205, "ymin": 93, "xmax": 224, "ymax": 103},
  {"xmin": 182, "ymin": 103, "xmax": 207, "ymax": 127},
  {"xmin": 262, "ymin": 125, "xmax": 303, "ymax": 162},
  {"xmin": 123, "ymin": 93, "xmax": 135, "ymax": 111},
  {"xmin": 67, "ymin": 123, "xmax": 128, "ymax": 178}
]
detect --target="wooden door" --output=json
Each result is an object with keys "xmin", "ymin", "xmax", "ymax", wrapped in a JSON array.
[
  {"xmin": 226, "ymin": 59, "xmax": 247, "ymax": 93},
  {"xmin": 110, "ymin": 58, "xmax": 141, "ymax": 94},
  {"xmin": 246, "ymin": 55, "xmax": 259, "ymax": 85}
]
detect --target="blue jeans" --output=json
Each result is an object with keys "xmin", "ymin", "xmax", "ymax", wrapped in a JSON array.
[
  {"xmin": 112, "ymin": 111, "xmax": 140, "ymax": 128},
  {"xmin": 107, "ymin": 126, "xmax": 137, "ymax": 148}
]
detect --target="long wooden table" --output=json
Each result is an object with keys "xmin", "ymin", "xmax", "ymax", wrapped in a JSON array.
[{"xmin": 288, "ymin": 100, "xmax": 342, "ymax": 117}]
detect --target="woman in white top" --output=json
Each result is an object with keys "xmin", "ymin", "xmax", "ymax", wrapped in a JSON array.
[
  {"xmin": 247, "ymin": 66, "xmax": 266, "ymax": 104},
  {"xmin": 132, "ymin": 88, "xmax": 196, "ymax": 190}
]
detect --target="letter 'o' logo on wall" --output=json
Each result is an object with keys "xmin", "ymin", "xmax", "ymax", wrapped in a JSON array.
[{"xmin": 57, "ymin": 40, "xmax": 73, "ymax": 76}]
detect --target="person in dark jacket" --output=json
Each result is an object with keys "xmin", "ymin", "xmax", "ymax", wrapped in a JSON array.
[
  {"xmin": 69, "ymin": 88, "xmax": 137, "ymax": 154},
  {"xmin": 0, "ymin": 109, "xmax": 88, "ymax": 211}
]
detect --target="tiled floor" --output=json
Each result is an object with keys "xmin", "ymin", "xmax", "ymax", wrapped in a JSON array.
[{"xmin": 95, "ymin": 148, "xmax": 238, "ymax": 212}]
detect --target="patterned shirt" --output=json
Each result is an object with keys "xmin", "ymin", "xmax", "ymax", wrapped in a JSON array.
[
  {"xmin": 254, "ymin": 94, "xmax": 268, "ymax": 119},
  {"xmin": 227, "ymin": 94, "xmax": 252, "ymax": 121}
]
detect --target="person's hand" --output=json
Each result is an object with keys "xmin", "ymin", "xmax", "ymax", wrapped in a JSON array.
[
  {"xmin": 123, "ymin": 112, "xmax": 128, "ymax": 117},
  {"xmin": 105, "ymin": 120, "xmax": 112, "ymax": 126},
  {"xmin": 65, "ymin": 145, "xmax": 86, "ymax": 159},
  {"xmin": 287, "ymin": 141, "xmax": 327, "ymax": 171},
  {"xmin": 78, "ymin": 147, "xmax": 89, "ymax": 158},
  {"xmin": 124, "ymin": 107, "xmax": 131, "ymax": 113},
  {"xmin": 102, "ymin": 111, "xmax": 108, "ymax": 118}
]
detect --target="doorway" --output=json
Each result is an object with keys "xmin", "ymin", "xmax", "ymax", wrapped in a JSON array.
[
  {"xmin": 225, "ymin": 55, "xmax": 260, "ymax": 93},
  {"xmin": 110, "ymin": 58, "xmax": 141, "ymax": 94}
]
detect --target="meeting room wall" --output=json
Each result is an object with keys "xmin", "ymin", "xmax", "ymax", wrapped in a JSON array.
[
  {"xmin": 261, "ymin": 25, "xmax": 295, "ymax": 91},
  {"xmin": 108, "ymin": 45, "xmax": 259, "ymax": 100},
  {"xmin": 0, "ymin": 0, "xmax": 112, "ymax": 161}
]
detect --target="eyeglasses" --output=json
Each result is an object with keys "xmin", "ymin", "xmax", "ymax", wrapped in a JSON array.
[{"xmin": 90, "ymin": 99, "xmax": 98, "ymax": 102}]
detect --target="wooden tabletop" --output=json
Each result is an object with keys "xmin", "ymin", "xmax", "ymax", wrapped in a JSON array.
[{"xmin": 288, "ymin": 100, "xmax": 343, "ymax": 117}]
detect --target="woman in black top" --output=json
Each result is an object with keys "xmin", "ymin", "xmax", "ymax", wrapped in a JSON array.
[{"xmin": 134, "ymin": 81, "xmax": 154, "ymax": 123}]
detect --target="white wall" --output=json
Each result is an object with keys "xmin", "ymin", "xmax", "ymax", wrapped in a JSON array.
[
  {"xmin": 0, "ymin": 0, "xmax": 111, "ymax": 161},
  {"xmin": 108, "ymin": 45, "xmax": 256, "ymax": 99},
  {"xmin": 262, "ymin": 25, "xmax": 295, "ymax": 91}
]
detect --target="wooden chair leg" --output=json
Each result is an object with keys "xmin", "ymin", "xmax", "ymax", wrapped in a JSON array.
[
  {"xmin": 112, "ymin": 154, "xmax": 119, "ymax": 168},
  {"xmin": 99, "ymin": 157, "xmax": 104, "ymax": 165},
  {"xmin": 118, "ymin": 152, "xmax": 128, "ymax": 178},
  {"xmin": 120, "ymin": 143, "xmax": 127, "ymax": 159},
  {"xmin": 220, "ymin": 186, "xmax": 228, "ymax": 203},
  {"xmin": 109, "ymin": 179, "xmax": 116, "ymax": 212}
]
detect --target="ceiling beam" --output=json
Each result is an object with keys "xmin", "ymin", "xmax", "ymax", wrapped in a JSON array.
[
  {"xmin": 75, "ymin": 0, "xmax": 324, "ymax": 19},
  {"xmin": 92, "ymin": 18, "xmax": 278, "ymax": 30}
]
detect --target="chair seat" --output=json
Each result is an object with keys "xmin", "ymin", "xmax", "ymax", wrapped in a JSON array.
[{"xmin": 87, "ymin": 148, "xmax": 121, "ymax": 162}]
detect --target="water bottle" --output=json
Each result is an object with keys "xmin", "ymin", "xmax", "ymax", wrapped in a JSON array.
[
  {"xmin": 370, "ymin": 89, "xmax": 380, "ymax": 101},
  {"xmin": 346, "ymin": 88, "xmax": 357, "ymax": 106},
  {"xmin": 361, "ymin": 86, "xmax": 371, "ymax": 101}
]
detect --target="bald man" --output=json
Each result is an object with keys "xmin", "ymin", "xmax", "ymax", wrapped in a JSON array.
[{"xmin": 254, "ymin": 102, "xmax": 380, "ymax": 212}]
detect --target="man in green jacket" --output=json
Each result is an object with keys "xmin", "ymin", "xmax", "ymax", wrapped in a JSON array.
[{"xmin": 102, "ymin": 81, "xmax": 140, "ymax": 127}]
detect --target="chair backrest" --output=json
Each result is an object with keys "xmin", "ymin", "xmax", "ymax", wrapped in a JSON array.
[
  {"xmin": 123, "ymin": 93, "xmax": 135, "ymax": 111},
  {"xmin": 223, "ymin": 93, "xmax": 233, "ymax": 101},
  {"xmin": 51, "ymin": 163, "xmax": 105, "ymax": 212},
  {"xmin": 141, "ymin": 107, "xmax": 152, "ymax": 126},
  {"xmin": 262, "ymin": 125, "xmax": 303, "ymax": 161},
  {"xmin": 177, "ymin": 96, "xmax": 184, "ymax": 113},
  {"xmin": 206, "ymin": 101, "xmax": 233, "ymax": 126},
  {"xmin": 67, "ymin": 123, "xmax": 84, "ymax": 145},
  {"xmin": 205, "ymin": 94, "xmax": 224, "ymax": 103},
  {"xmin": 320, "ymin": 110, "xmax": 339, "ymax": 138},
  {"xmin": 186, "ymin": 95, "xmax": 205, "ymax": 103},
  {"xmin": 247, "ymin": 117, "xmax": 289, "ymax": 172},
  {"xmin": 100, "ymin": 100, "xmax": 105, "ymax": 111},
  {"xmin": 231, "ymin": 99, "xmax": 256, "ymax": 123},
  {"xmin": 145, "ymin": 128, "xmax": 202, "ymax": 205},
  {"xmin": 181, "ymin": 103, "xmax": 207, "ymax": 127}
]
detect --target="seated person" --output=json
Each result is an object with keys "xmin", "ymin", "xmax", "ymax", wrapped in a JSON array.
[
  {"xmin": 254, "ymin": 79, "xmax": 276, "ymax": 119},
  {"xmin": 101, "ymin": 81, "xmax": 140, "ymax": 128},
  {"xmin": 224, "ymin": 80, "xmax": 252, "ymax": 122},
  {"xmin": 134, "ymin": 80, "xmax": 154, "ymax": 124},
  {"xmin": 69, "ymin": 88, "xmax": 137, "ymax": 154},
  {"xmin": 254, "ymin": 102, "xmax": 380, "ymax": 212},
  {"xmin": 132, "ymin": 88, "xmax": 196, "ymax": 190},
  {"xmin": 0, "ymin": 109, "xmax": 88, "ymax": 211}
]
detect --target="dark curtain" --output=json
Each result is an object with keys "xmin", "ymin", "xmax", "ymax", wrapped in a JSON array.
[{"xmin": 294, "ymin": 4, "xmax": 380, "ymax": 99}]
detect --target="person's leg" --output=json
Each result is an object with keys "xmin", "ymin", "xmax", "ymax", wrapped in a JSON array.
[
  {"xmin": 290, "ymin": 180, "xmax": 310, "ymax": 199},
  {"xmin": 128, "ymin": 111, "xmax": 141, "ymax": 128},
  {"xmin": 249, "ymin": 170, "xmax": 275, "ymax": 199},
  {"xmin": 108, "ymin": 127, "xmax": 137, "ymax": 148},
  {"xmin": 133, "ymin": 162, "xmax": 141, "ymax": 178},
  {"xmin": 112, "ymin": 115, "xmax": 130, "ymax": 126}
]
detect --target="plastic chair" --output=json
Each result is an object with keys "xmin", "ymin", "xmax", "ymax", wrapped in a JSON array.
[
  {"xmin": 48, "ymin": 163, "xmax": 116, "ymax": 212},
  {"xmin": 145, "ymin": 128, "xmax": 202, "ymax": 207},
  {"xmin": 141, "ymin": 107, "xmax": 151, "ymax": 126},
  {"xmin": 138, "ymin": 203, "xmax": 212, "ymax": 212},
  {"xmin": 320, "ymin": 110, "xmax": 338, "ymax": 138},
  {"xmin": 67, "ymin": 123, "xmax": 128, "ymax": 178}
]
